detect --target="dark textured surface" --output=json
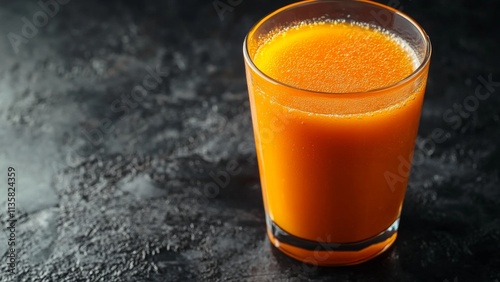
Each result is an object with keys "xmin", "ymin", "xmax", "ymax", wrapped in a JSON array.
[{"xmin": 0, "ymin": 0, "xmax": 499, "ymax": 281}]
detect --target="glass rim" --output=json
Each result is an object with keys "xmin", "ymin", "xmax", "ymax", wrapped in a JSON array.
[{"xmin": 243, "ymin": 0, "xmax": 432, "ymax": 96}]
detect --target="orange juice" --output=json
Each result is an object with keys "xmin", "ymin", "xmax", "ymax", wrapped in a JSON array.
[{"xmin": 244, "ymin": 2, "xmax": 430, "ymax": 266}]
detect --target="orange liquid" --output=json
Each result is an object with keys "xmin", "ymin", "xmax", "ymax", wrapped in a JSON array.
[{"xmin": 246, "ymin": 21, "xmax": 428, "ymax": 265}]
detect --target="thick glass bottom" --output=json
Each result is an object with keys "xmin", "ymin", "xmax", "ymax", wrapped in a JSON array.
[{"xmin": 266, "ymin": 215, "xmax": 399, "ymax": 266}]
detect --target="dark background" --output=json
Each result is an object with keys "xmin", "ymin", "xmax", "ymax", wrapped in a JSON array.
[{"xmin": 0, "ymin": 0, "xmax": 499, "ymax": 281}]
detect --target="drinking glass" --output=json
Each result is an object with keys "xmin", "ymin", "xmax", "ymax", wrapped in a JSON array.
[{"xmin": 243, "ymin": 0, "xmax": 431, "ymax": 265}]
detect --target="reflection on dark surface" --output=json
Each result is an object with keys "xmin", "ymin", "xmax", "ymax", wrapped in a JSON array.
[{"xmin": 0, "ymin": 0, "xmax": 499, "ymax": 281}]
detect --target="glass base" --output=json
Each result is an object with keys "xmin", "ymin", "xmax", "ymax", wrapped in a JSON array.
[{"xmin": 266, "ymin": 215, "xmax": 399, "ymax": 266}]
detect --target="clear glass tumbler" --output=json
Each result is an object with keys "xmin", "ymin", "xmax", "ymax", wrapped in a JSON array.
[{"xmin": 243, "ymin": 0, "xmax": 431, "ymax": 265}]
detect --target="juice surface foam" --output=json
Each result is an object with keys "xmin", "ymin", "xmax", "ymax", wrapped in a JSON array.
[{"xmin": 253, "ymin": 21, "xmax": 418, "ymax": 93}]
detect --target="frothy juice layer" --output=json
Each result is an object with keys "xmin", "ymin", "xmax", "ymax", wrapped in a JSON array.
[
  {"xmin": 254, "ymin": 21, "xmax": 417, "ymax": 93},
  {"xmin": 246, "ymin": 20, "xmax": 427, "ymax": 262}
]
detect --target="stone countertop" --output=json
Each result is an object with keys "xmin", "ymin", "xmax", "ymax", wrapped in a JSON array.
[{"xmin": 0, "ymin": 0, "xmax": 499, "ymax": 281}]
